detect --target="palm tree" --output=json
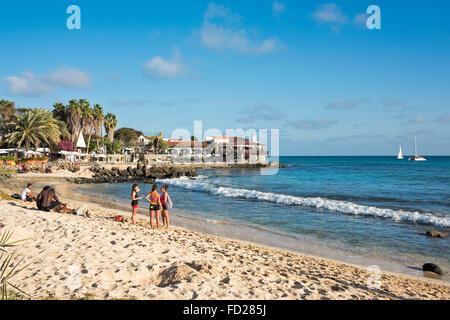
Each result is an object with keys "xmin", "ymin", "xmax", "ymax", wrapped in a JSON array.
[
  {"xmin": 0, "ymin": 100, "xmax": 15, "ymax": 142},
  {"xmin": 79, "ymin": 99, "xmax": 92, "ymax": 136},
  {"xmin": 66, "ymin": 99, "xmax": 92, "ymax": 150},
  {"xmin": 52, "ymin": 102, "xmax": 66, "ymax": 122},
  {"xmin": 65, "ymin": 99, "xmax": 82, "ymax": 149},
  {"xmin": 93, "ymin": 104, "xmax": 104, "ymax": 138},
  {"xmin": 149, "ymin": 132, "xmax": 168, "ymax": 154},
  {"xmin": 86, "ymin": 104, "xmax": 104, "ymax": 152},
  {"xmin": 104, "ymin": 113, "xmax": 117, "ymax": 142},
  {"xmin": 5, "ymin": 108, "xmax": 61, "ymax": 151},
  {"xmin": 56, "ymin": 120, "xmax": 70, "ymax": 141}
]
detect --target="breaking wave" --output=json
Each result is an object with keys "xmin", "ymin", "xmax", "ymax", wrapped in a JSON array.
[{"xmin": 157, "ymin": 177, "xmax": 450, "ymax": 228}]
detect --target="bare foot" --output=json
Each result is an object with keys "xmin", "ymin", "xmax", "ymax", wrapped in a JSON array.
[{"xmin": 85, "ymin": 211, "xmax": 91, "ymax": 218}]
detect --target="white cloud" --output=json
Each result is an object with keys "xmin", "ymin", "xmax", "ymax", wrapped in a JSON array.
[
  {"xmin": 311, "ymin": 3, "xmax": 347, "ymax": 29},
  {"xmin": 272, "ymin": 1, "xmax": 286, "ymax": 15},
  {"xmin": 199, "ymin": 3, "xmax": 283, "ymax": 54},
  {"xmin": 326, "ymin": 98, "xmax": 369, "ymax": 110},
  {"xmin": 353, "ymin": 13, "xmax": 367, "ymax": 27},
  {"xmin": 286, "ymin": 118, "xmax": 338, "ymax": 130},
  {"xmin": 4, "ymin": 67, "xmax": 91, "ymax": 96},
  {"xmin": 383, "ymin": 98, "xmax": 406, "ymax": 107},
  {"xmin": 408, "ymin": 115, "xmax": 426, "ymax": 124},
  {"xmin": 48, "ymin": 66, "xmax": 91, "ymax": 88},
  {"xmin": 236, "ymin": 105, "xmax": 285, "ymax": 123},
  {"xmin": 143, "ymin": 48, "xmax": 184, "ymax": 79},
  {"xmin": 5, "ymin": 73, "xmax": 52, "ymax": 96},
  {"xmin": 436, "ymin": 114, "xmax": 450, "ymax": 124}
]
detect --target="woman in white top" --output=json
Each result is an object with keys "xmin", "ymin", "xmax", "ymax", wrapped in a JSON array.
[{"xmin": 21, "ymin": 183, "xmax": 35, "ymax": 202}]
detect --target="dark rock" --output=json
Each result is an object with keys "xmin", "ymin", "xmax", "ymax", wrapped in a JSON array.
[
  {"xmin": 135, "ymin": 169, "xmax": 144, "ymax": 177},
  {"xmin": 70, "ymin": 165, "xmax": 193, "ymax": 185},
  {"xmin": 423, "ymin": 263, "xmax": 443, "ymax": 275},
  {"xmin": 426, "ymin": 230, "xmax": 447, "ymax": 238}
]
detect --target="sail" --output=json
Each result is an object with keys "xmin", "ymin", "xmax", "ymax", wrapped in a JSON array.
[
  {"xmin": 398, "ymin": 145, "xmax": 403, "ymax": 159},
  {"xmin": 414, "ymin": 136, "xmax": 417, "ymax": 156}
]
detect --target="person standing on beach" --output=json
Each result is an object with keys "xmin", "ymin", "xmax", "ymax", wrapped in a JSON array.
[
  {"xmin": 131, "ymin": 184, "xmax": 142, "ymax": 225},
  {"xmin": 160, "ymin": 185, "xmax": 170, "ymax": 229},
  {"xmin": 146, "ymin": 184, "xmax": 162, "ymax": 229}
]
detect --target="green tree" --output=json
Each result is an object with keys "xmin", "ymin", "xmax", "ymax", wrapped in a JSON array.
[
  {"xmin": 84, "ymin": 104, "xmax": 102, "ymax": 153},
  {"xmin": 105, "ymin": 140, "xmax": 122, "ymax": 154},
  {"xmin": 65, "ymin": 99, "xmax": 82, "ymax": 149},
  {"xmin": 149, "ymin": 132, "xmax": 168, "ymax": 154},
  {"xmin": 5, "ymin": 108, "xmax": 61, "ymax": 151},
  {"xmin": 104, "ymin": 113, "xmax": 118, "ymax": 142},
  {"xmin": 92, "ymin": 104, "xmax": 104, "ymax": 138},
  {"xmin": 114, "ymin": 128, "xmax": 143, "ymax": 146},
  {"xmin": 52, "ymin": 102, "xmax": 66, "ymax": 122}
]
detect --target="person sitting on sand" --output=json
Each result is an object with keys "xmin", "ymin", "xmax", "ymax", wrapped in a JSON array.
[
  {"xmin": 21, "ymin": 183, "xmax": 36, "ymax": 202},
  {"xmin": 130, "ymin": 184, "xmax": 142, "ymax": 225},
  {"xmin": 36, "ymin": 186, "xmax": 76, "ymax": 214},
  {"xmin": 160, "ymin": 185, "xmax": 170, "ymax": 229},
  {"xmin": 146, "ymin": 184, "xmax": 162, "ymax": 229}
]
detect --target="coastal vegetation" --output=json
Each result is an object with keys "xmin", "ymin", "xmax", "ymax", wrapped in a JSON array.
[
  {"xmin": 1, "ymin": 98, "xmax": 171, "ymax": 156},
  {"xmin": 0, "ymin": 99, "xmax": 122, "ymax": 154},
  {"xmin": 5, "ymin": 108, "xmax": 62, "ymax": 151},
  {"xmin": 114, "ymin": 128, "xmax": 143, "ymax": 147},
  {"xmin": 104, "ymin": 112, "xmax": 118, "ymax": 143},
  {"xmin": 0, "ymin": 230, "xmax": 31, "ymax": 300}
]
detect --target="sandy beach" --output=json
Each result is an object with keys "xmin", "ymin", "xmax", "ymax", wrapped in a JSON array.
[{"xmin": 1, "ymin": 172, "xmax": 449, "ymax": 300}]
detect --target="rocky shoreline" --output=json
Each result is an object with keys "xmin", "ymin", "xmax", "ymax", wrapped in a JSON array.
[
  {"xmin": 69, "ymin": 162, "xmax": 197, "ymax": 184},
  {"xmin": 67, "ymin": 161, "xmax": 287, "ymax": 184}
]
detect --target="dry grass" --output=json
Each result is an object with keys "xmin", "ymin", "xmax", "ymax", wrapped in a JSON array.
[{"xmin": 0, "ymin": 190, "xmax": 13, "ymax": 201}]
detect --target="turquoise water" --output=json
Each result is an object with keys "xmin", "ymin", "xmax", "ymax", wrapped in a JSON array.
[{"xmin": 74, "ymin": 156, "xmax": 450, "ymax": 274}]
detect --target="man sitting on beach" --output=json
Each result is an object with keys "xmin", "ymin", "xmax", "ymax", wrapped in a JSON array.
[
  {"xmin": 36, "ymin": 186, "xmax": 76, "ymax": 214},
  {"xmin": 21, "ymin": 183, "xmax": 36, "ymax": 202}
]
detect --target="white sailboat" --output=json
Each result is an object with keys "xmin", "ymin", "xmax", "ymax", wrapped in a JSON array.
[
  {"xmin": 397, "ymin": 145, "xmax": 404, "ymax": 159},
  {"xmin": 408, "ymin": 136, "xmax": 427, "ymax": 161}
]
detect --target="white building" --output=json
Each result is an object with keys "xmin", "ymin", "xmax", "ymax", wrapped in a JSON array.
[
  {"xmin": 168, "ymin": 136, "xmax": 267, "ymax": 164},
  {"xmin": 137, "ymin": 135, "xmax": 151, "ymax": 145}
]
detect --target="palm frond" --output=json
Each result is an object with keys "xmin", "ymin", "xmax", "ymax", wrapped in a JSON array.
[{"xmin": 0, "ymin": 231, "xmax": 31, "ymax": 300}]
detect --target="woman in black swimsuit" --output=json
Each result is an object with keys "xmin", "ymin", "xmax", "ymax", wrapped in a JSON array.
[
  {"xmin": 131, "ymin": 184, "xmax": 142, "ymax": 225},
  {"xmin": 146, "ymin": 184, "xmax": 162, "ymax": 229}
]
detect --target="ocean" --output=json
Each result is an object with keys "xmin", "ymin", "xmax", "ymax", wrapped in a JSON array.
[{"xmin": 71, "ymin": 156, "xmax": 450, "ymax": 278}]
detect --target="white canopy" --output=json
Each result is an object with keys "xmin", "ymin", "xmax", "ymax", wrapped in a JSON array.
[
  {"xmin": 77, "ymin": 134, "xmax": 86, "ymax": 149},
  {"xmin": 25, "ymin": 150, "xmax": 42, "ymax": 155},
  {"xmin": 59, "ymin": 151, "xmax": 88, "ymax": 157}
]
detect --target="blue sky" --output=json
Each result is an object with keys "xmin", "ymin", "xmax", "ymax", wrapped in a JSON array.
[{"xmin": 1, "ymin": 0, "xmax": 449, "ymax": 155}]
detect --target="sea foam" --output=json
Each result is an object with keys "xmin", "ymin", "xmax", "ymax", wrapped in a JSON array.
[{"xmin": 157, "ymin": 177, "xmax": 450, "ymax": 228}]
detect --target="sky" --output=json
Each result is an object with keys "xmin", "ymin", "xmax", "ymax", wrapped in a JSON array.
[{"xmin": 0, "ymin": 0, "xmax": 449, "ymax": 156}]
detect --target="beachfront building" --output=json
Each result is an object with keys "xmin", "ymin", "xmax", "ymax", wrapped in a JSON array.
[
  {"xmin": 137, "ymin": 135, "xmax": 151, "ymax": 145},
  {"xmin": 167, "ymin": 140, "xmax": 210, "ymax": 163},
  {"xmin": 206, "ymin": 136, "xmax": 267, "ymax": 164},
  {"xmin": 168, "ymin": 136, "xmax": 267, "ymax": 164}
]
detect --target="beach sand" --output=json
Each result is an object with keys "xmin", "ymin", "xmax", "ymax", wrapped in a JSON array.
[{"xmin": 1, "ymin": 192, "xmax": 449, "ymax": 300}]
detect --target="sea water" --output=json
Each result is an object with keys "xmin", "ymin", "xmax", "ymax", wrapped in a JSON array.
[{"xmin": 72, "ymin": 156, "xmax": 450, "ymax": 278}]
